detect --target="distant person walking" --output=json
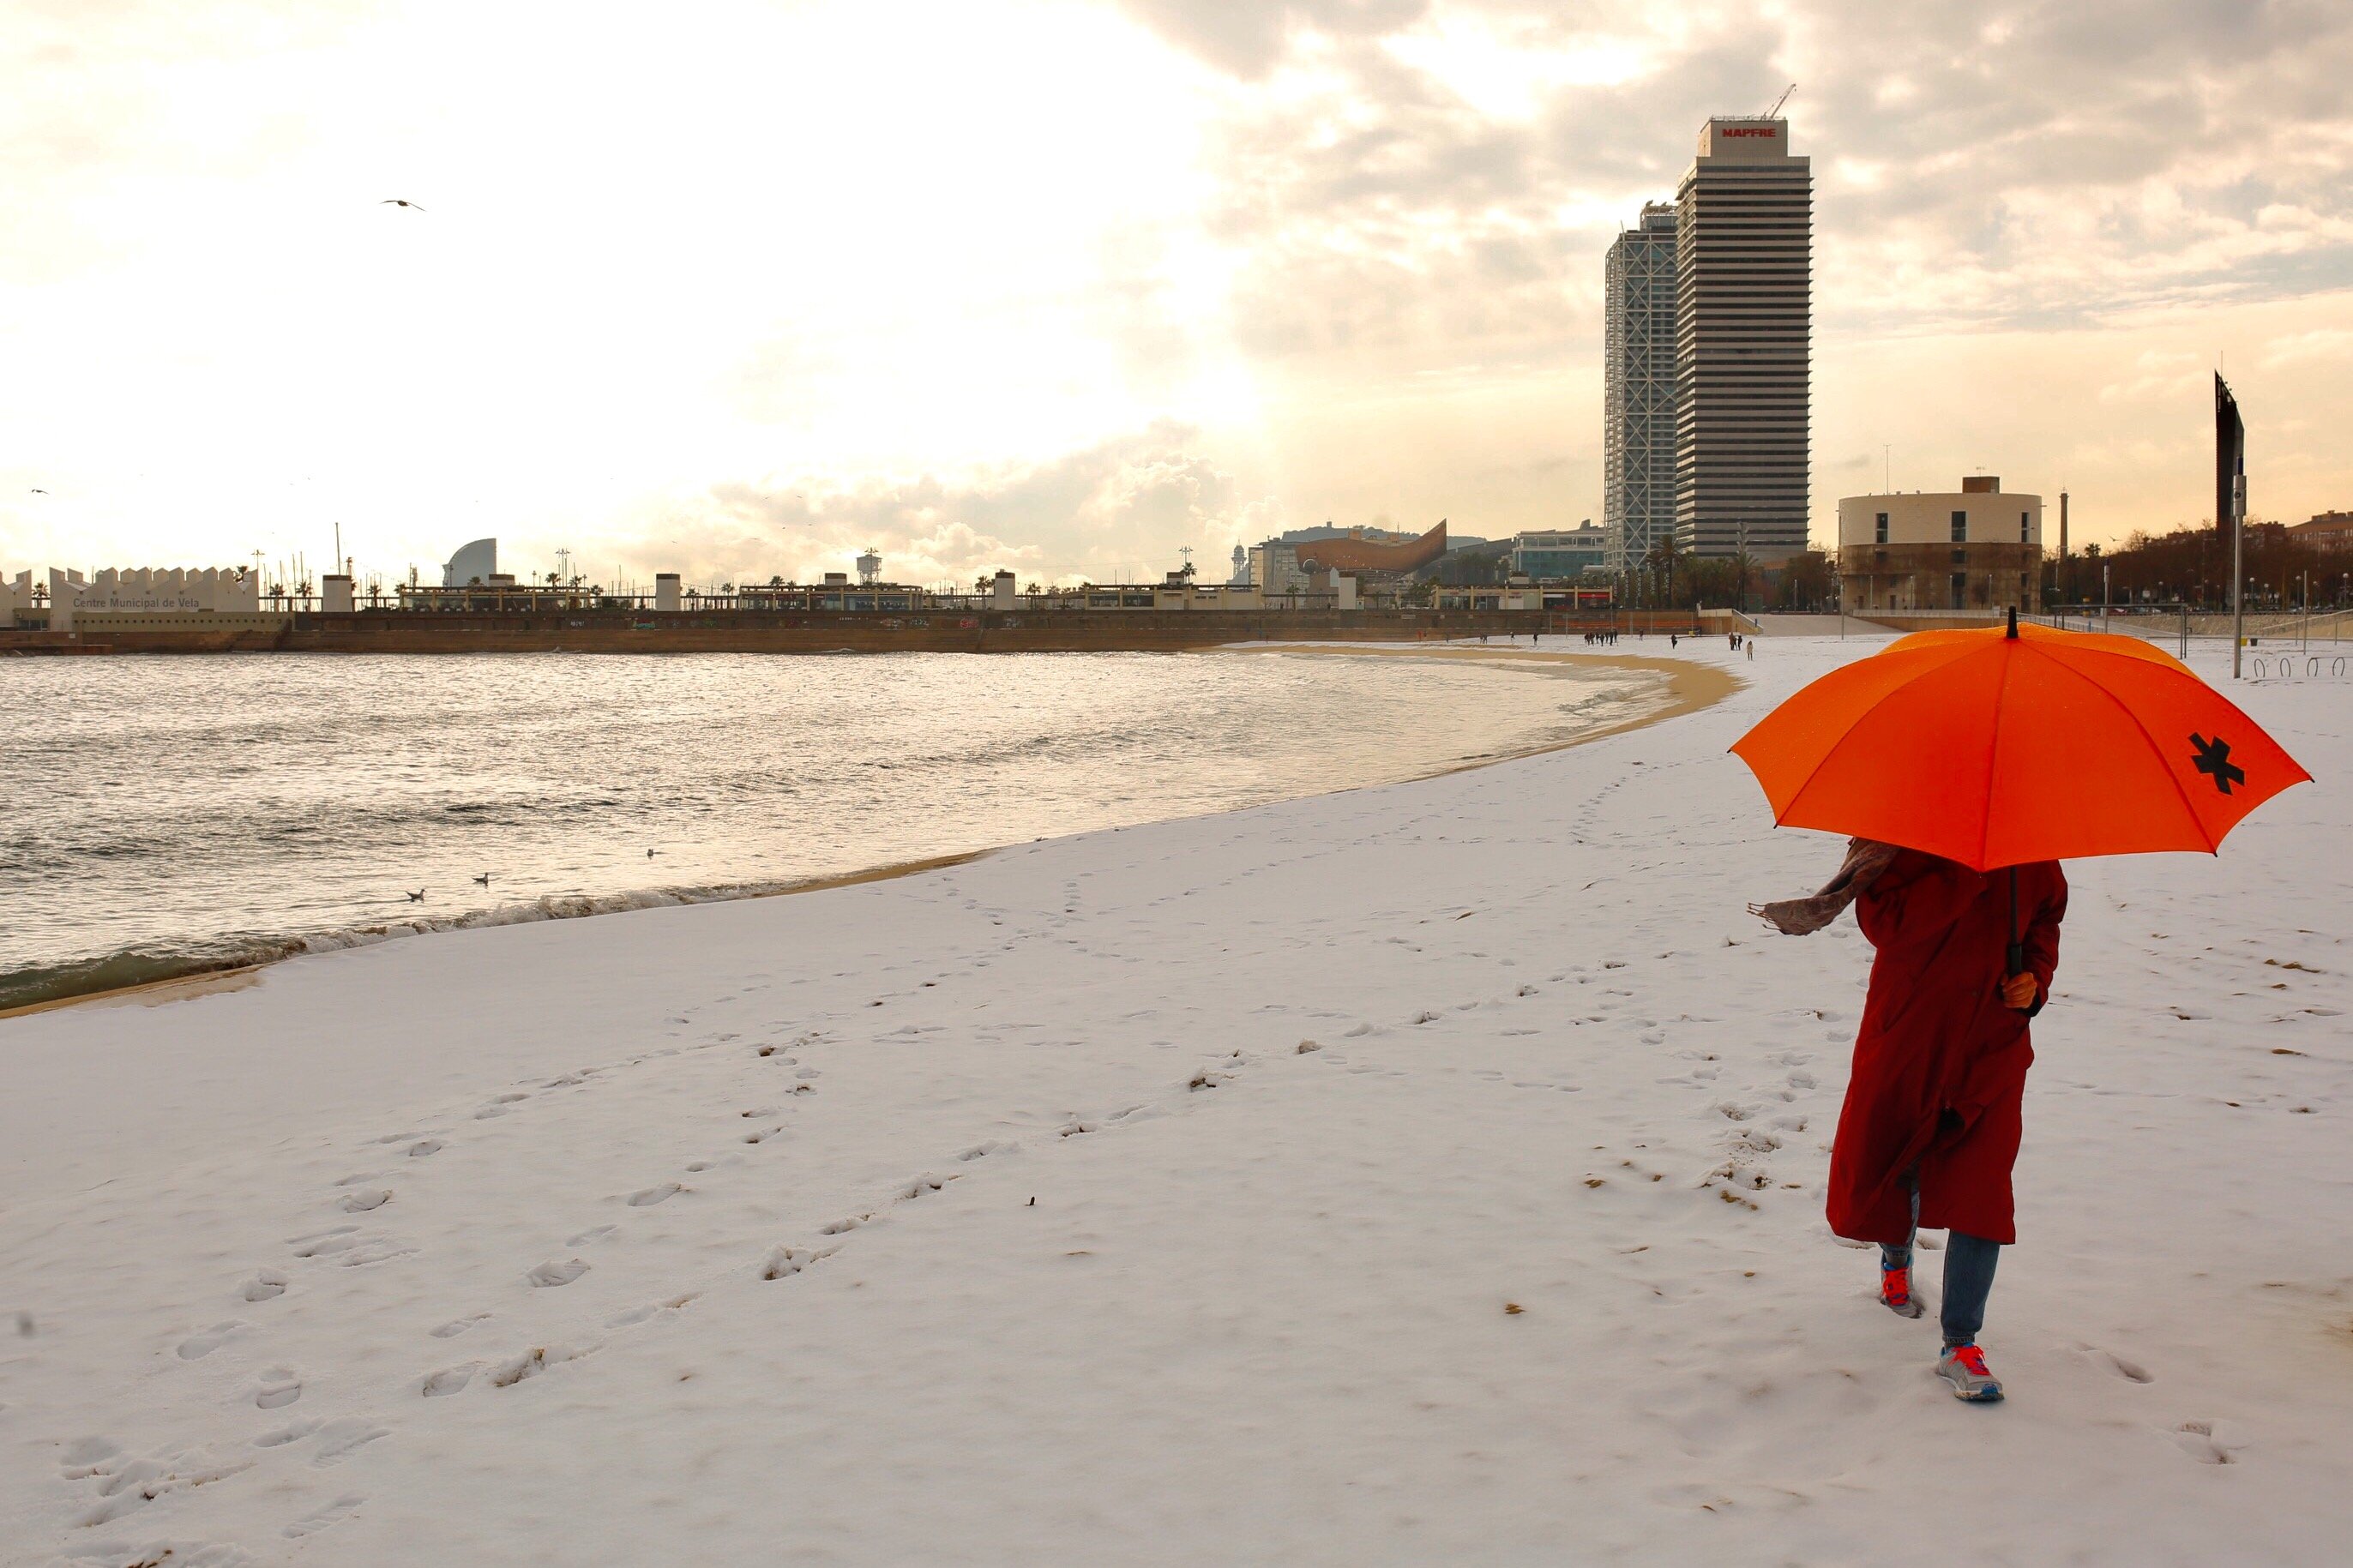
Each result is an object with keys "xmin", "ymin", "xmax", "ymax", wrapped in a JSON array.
[{"xmin": 1754, "ymin": 840, "xmax": 2067, "ymax": 1403}]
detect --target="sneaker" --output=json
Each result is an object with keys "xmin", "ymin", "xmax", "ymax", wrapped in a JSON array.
[
  {"xmin": 1880, "ymin": 1265, "xmax": 1924, "ymax": 1319},
  {"xmin": 1936, "ymin": 1342, "xmax": 2004, "ymax": 1403}
]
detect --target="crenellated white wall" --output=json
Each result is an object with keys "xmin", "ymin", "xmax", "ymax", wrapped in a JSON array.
[{"xmin": 45, "ymin": 568, "xmax": 261, "ymax": 630}]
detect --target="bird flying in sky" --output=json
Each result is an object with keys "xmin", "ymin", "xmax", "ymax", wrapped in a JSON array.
[{"xmin": 381, "ymin": 199, "xmax": 425, "ymax": 211}]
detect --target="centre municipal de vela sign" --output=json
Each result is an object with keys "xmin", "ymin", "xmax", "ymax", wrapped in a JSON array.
[{"xmin": 78, "ymin": 592, "xmax": 208, "ymax": 612}]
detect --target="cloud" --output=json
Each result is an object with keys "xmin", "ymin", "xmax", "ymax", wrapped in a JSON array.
[
  {"xmin": 6, "ymin": 0, "xmax": 2353, "ymax": 571},
  {"xmin": 667, "ymin": 422, "xmax": 1274, "ymax": 588},
  {"xmin": 1113, "ymin": 0, "xmax": 1432, "ymax": 79},
  {"xmin": 1141, "ymin": 0, "xmax": 2353, "ymax": 375},
  {"xmin": 2262, "ymin": 326, "xmax": 2353, "ymax": 367}
]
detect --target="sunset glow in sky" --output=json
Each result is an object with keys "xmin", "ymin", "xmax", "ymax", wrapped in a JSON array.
[{"xmin": 6, "ymin": 0, "xmax": 2350, "ymax": 589}]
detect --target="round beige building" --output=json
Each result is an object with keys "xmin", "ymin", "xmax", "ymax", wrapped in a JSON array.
[{"xmin": 1838, "ymin": 476, "xmax": 2043, "ymax": 614}]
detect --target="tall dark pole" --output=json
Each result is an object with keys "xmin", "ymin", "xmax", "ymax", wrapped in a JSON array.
[
  {"xmin": 2058, "ymin": 490, "xmax": 2069, "ymax": 604},
  {"xmin": 2218, "ymin": 374, "xmax": 2247, "ymax": 679}
]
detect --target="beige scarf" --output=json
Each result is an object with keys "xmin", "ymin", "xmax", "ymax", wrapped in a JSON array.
[{"xmin": 1750, "ymin": 838, "xmax": 1903, "ymax": 935}]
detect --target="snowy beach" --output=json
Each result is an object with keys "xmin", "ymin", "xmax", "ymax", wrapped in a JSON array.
[{"xmin": 3, "ymin": 634, "xmax": 2348, "ymax": 1565}]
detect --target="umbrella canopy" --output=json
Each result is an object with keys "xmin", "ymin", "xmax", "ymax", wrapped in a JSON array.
[{"xmin": 1730, "ymin": 617, "xmax": 2311, "ymax": 871}]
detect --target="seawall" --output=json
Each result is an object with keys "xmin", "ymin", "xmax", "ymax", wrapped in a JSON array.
[{"xmin": 28, "ymin": 607, "xmax": 1608, "ymax": 655}]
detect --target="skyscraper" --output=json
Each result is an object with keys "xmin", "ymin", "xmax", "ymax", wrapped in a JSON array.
[
  {"xmin": 1603, "ymin": 201, "xmax": 1679, "ymax": 576},
  {"xmin": 1673, "ymin": 117, "xmax": 1811, "ymax": 562}
]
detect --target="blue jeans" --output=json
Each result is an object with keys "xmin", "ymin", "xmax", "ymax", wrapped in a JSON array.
[{"xmin": 1881, "ymin": 1187, "xmax": 2001, "ymax": 1347}]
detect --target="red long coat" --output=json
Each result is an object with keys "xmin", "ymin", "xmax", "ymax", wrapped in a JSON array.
[{"xmin": 1826, "ymin": 852, "xmax": 2067, "ymax": 1247}]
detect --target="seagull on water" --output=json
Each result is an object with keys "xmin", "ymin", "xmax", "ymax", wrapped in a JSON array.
[
  {"xmin": 472, "ymin": 873, "xmax": 491, "ymax": 886},
  {"xmin": 406, "ymin": 889, "xmax": 426, "ymax": 901},
  {"xmin": 381, "ymin": 199, "xmax": 426, "ymax": 211},
  {"xmin": 647, "ymin": 848, "xmax": 658, "ymax": 858}
]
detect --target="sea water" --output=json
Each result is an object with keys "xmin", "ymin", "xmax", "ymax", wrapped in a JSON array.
[{"xmin": 3, "ymin": 647, "xmax": 1664, "ymax": 1009}]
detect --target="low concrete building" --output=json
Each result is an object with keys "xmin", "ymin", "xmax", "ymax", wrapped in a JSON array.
[
  {"xmin": 1510, "ymin": 524, "xmax": 1607, "ymax": 580},
  {"xmin": 1433, "ymin": 581, "xmax": 1546, "ymax": 611},
  {"xmin": 2291, "ymin": 511, "xmax": 2353, "ymax": 552},
  {"xmin": 49, "ymin": 567, "xmax": 262, "ymax": 631},
  {"xmin": 1837, "ymin": 477, "xmax": 2043, "ymax": 614}
]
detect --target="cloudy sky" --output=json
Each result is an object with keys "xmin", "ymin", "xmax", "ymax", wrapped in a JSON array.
[{"xmin": 5, "ymin": 0, "xmax": 2350, "ymax": 590}]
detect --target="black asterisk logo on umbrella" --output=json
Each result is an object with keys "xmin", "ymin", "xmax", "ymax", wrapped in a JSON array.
[{"xmin": 2190, "ymin": 733, "xmax": 2245, "ymax": 795}]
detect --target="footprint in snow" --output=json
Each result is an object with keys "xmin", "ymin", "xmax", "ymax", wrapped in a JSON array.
[
  {"xmin": 566, "ymin": 1223, "xmax": 618, "ymax": 1246},
  {"xmin": 339, "ymin": 1188, "xmax": 393, "ymax": 1213},
  {"xmin": 527, "ymin": 1258, "xmax": 590, "ymax": 1288},
  {"xmin": 895, "ymin": 1174, "xmax": 957, "ymax": 1199},
  {"xmin": 761, "ymin": 1246, "xmax": 832, "ymax": 1281},
  {"xmin": 488, "ymin": 1344, "xmax": 587, "ymax": 1387},
  {"xmin": 627, "ymin": 1183, "xmax": 683, "ymax": 1207},
  {"xmin": 69, "ymin": 1447, "xmax": 258, "ymax": 1527},
  {"xmin": 289, "ymin": 1226, "xmax": 415, "ymax": 1266},
  {"xmin": 285, "ymin": 1493, "xmax": 365, "ymax": 1538},
  {"xmin": 2171, "ymin": 1420, "xmax": 2239, "ymax": 1464},
  {"xmin": 2075, "ymin": 1344, "xmax": 2155, "ymax": 1383},
  {"xmin": 408, "ymin": 1138, "xmax": 443, "ymax": 1157},
  {"xmin": 419, "ymin": 1363, "xmax": 477, "ymax": 1397},
  {"xmin": 310, "ymin": 1417, "xmax": 389, "ymax": 1465},
  {"xmin": 255, "ymin": 1418, "xmax": 321, "ymax": 1447},
  {"xmin": 430, "ymin": 1314, "xmax": 489, "ymax": 1338},
  {"xmin": 241, "ymin": 1270, "xmax": 289, "ymax": 1302},
  {"xmin": 474, "ymin": 1093, "xmax": 531, "ymax": 1119},
  {"xmin": 254, "ymin": 1367, "xmax": 304, "ymax": 1409},
  {"xmin": 177, "ymin": 1321, "xmax": 244, "ymax": 1360},
  {"xmin": 607, "ymin": 1294, "xmax": 696, "ymax": 1327}
]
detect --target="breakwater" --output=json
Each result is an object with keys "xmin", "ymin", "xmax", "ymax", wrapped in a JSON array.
[{"xmin": 7, "ymin": 606, "xmax": 1592, "ymax": 655}]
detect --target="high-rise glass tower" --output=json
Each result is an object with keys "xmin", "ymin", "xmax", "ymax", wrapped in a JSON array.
[
  {"xmin": 1673, "ymin": 117, "xmax": 1812, "ymax": 562},
  {"xmin": 1603, "ymin": 201, "xmax": 1679, "ymax": 576}
]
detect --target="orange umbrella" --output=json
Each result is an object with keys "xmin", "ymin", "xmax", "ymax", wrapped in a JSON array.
[{"xmin": 1731, "ymin": 613, "xmax": 2311, "ymax": 873}]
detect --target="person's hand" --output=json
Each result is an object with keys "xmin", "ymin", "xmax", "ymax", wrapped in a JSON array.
[{"xmin": 2001, "ymin": 971, "xmax": 2038, "ymax": 1011}]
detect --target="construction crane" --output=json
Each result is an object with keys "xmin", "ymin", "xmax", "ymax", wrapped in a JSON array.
[{"xmin": 1766, "ymin": 82, "xmax": 1796, "ymax": 118}]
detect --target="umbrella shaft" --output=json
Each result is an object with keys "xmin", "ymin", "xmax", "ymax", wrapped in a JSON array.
[{"xmin": 2007, "ymin": 868, "xmax": 2022, "ymax": 977}]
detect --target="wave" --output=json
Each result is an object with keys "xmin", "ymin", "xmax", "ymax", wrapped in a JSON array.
[{"xmin": 0, "ymin": 874, "xmax": 887, "ymax": 1015}]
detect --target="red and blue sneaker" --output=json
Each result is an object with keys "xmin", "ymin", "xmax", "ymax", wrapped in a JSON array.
[
  {"xmin": 1881, "ymin": 1264, "xmax": 1924, "ymax": 1319},
  {"xmin": 1936, "ymin": 1342, "xmax": 2004, "ymax": 1403}
]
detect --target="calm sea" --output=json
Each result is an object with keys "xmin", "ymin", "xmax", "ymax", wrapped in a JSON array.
[{"xmin": 3, "ymin": 648, "xmax": 1664, "ymax": 1010}]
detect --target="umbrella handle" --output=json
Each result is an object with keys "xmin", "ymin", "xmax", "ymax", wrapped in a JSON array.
[{"xmin": 2006, "ymin": 866, "xmax": 2024, "ymax": 977}]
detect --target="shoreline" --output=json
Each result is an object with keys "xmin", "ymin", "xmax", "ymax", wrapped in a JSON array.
[{"xmin": 6, "ymin": 646, "xmax": 1734, "ymax": 1024}]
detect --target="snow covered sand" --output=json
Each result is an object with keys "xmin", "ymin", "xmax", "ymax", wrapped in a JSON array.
[{"xmin": 3, "ymin": 635, "xmax": 2348, "ymax": 1565}]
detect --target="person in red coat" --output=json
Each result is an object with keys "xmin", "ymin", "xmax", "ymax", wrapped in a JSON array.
[{"xmin": 1756, "ymin": 840, "xmax": 2067, "ymax": 1403}]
